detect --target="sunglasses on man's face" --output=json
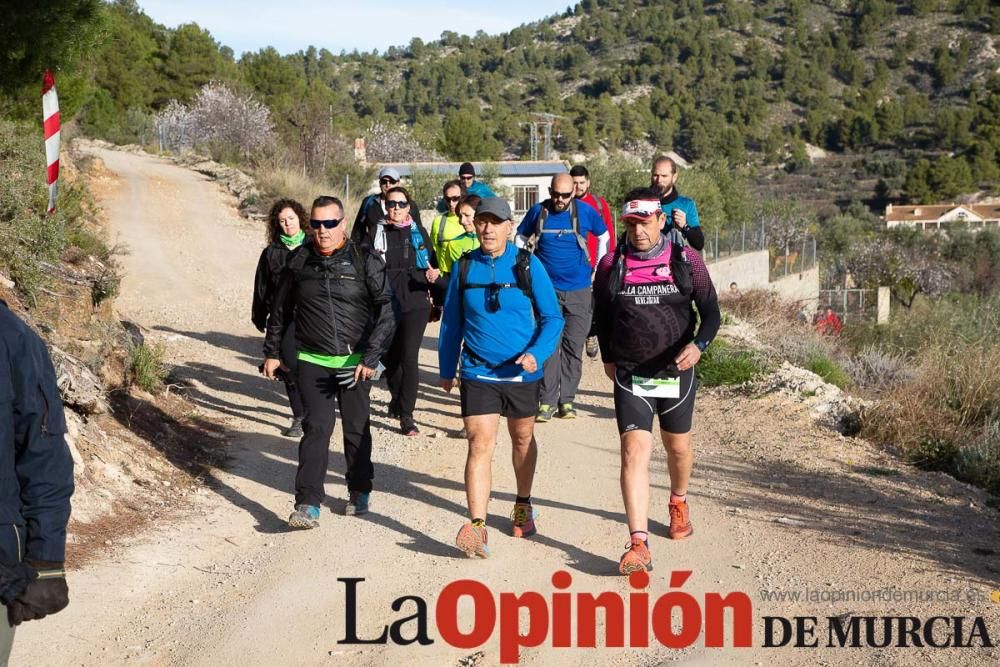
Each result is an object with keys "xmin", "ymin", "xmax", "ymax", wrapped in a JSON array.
[
  {"xmin": 551, "ymin": 190, "xmax": 574, "ymax": 199},
  {"xmin": 385, "ymin": 200, "xmax": 409, "ymax": 210},
  {"xmin": 460, "ymin": 175, "xmax": 474, "ymax": 181},
  {"xmin": 444, "ymin": 196, "xmax": 461, "ymax": 203},
  {"xmin": 380, "ymin": 178, "xmax": 399, "ymax": 185},
  {"xmin": 310, "ymin": 218, "xmax": 343, "ymax": 229}
]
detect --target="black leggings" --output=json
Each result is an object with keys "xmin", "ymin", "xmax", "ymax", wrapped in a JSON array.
[
  {"xmin": 295, "ymin": 360, "xmax": 375, "ymax": 506},
  {"xmin": 383, "ymin": 308, "xmax": 429, "ymax": 422},
  {"xmin": 280, "ymin": 321, "xmax": 304, "ymax": 419}
]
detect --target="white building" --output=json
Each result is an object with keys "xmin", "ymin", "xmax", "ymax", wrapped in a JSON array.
[
  {"xmin": 375, "ymin": 161, "xmax": 569, "ymax": 219},
  {"xmin": 884, "ymin": 203, "xmax": 1000, "ymax": 231}
]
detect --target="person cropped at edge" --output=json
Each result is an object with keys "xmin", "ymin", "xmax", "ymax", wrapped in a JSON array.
[
  {"xmin": 593, "ymin": 187, "xmax": 720, "ymax": 575},
  {"xmin": 263, "ymin": 196, "xmax": 395, "ymax": 528},
  {"xmin": 379, "ymin": 186, "xmax": 442, "ymax": 436},
  {"xmin": 1, "ymin": 300, "xmax": 74, "ymax": 665},
  {"xmin": 431, "ymin": 182, "xmax": 480, "ymax": 277},
  {"xmin": 516, "ymin": 173, "xmax": 609, "ymax": 422},
  {"xmin": 570, "ymin": 163, "xmax": 616, "ymax": 361},
  {"xmin": 650, "ymin": 155, "xmax": 705, "ymax": 252},
  {"xmin": 351, "ymin": 166, "xmax": 423, "ymax": 247},
  {"xmin": 251, "ymin": 198, "xmax": 308, "ymax": 438},
  {"xmin": 438, "ymin": 197, "xmax": 564, "ymax": 558}
]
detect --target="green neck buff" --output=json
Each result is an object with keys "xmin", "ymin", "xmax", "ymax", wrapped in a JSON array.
[{"xmin": 280, "ymin": 230, "xmax": 306, "ymax": 248}]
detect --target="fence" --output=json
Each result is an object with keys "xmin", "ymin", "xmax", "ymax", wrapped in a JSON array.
[
  {"xmin": 818, "ymin": 288, "xmax": 878, "ymax": 322},
  {"xmin": 768, "ymin": 237, "xmax": 818, "ymax": 281},
  {"xmin": 702, "ymin": 221, "xmax": 767, "ymax": 263}
]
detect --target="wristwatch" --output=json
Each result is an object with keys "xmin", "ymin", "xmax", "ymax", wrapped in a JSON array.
[{"xmin": 694, "ymin": 340, "xmax": 708, "ymax": 352}]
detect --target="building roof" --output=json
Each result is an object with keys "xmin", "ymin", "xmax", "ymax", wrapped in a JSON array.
[
  {"xmin": 377, "ymin": 161, "xmax": 568, "ymax": 178},
  {"xmin": 884, "ymin": 203, "xmax": 1000, "ymax": 222}
]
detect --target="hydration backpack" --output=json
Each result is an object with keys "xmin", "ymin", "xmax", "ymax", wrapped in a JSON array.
[
  {"xmin": 606, "ymin": 233, "xmax": 692, "ymax": 301},
  {"xmin": 456, "ymin": 248, "xmax": 536, "ymax": 309},
  {"xmin": 527, "ymin": 200, "xmax": 590, "ymax": 264}
]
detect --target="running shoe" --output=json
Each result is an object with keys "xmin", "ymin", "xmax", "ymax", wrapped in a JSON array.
[
  {"xmin": 557, "ymin": 403, "xmax": 577, "ymax": 419},
  {"xmin": 344, "ymin": 491, "xmax": 370, "ymax": 516},
  {"xmin": 282, "ymin": 418, "xmax": 303, "ymax": 438},
  {"xmin": 618, "ymin": 536, "xmax": 653, "ymax": 574},
  {"xmin": 536, "ymin": 404, "xmax": 555, "ymax": 422},
  {"xmin": 456, "ymin": 522, "xmax": 490, "ymax": 558},
  {"xmin": 585, "ymin": 335, "xmax": 599, "ymax": 359},
  {"xmin": 401, "ymin": 419, "xmax": 419, "ymax": 437},
  {"xmin": 668, "ymin": 497, "xmax": 694, "ymax": 540},
  {"xmin": 288, "ymin": 504, "xmax": 320, "ymax": 529},
  {"xmin": 510, "ymin": 503, "xmax": 538, "ymax": 538}
]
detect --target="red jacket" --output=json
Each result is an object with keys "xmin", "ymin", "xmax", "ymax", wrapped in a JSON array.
[{"xmin": 578, "ymin": 192, "xmax": 615, "ymax": 269}]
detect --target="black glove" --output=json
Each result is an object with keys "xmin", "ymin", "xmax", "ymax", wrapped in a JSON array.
[
  {"xmin": 7, "ymin": 560, "xmax": 68, "ymax": 626},
  {"xmin": 0, "ymin": 561, "xmax": 36, "ymax": 606}
]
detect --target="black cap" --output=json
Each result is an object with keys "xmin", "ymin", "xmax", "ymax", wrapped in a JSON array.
[{"xmin": 458, "ymin": 162, "xmax": 476, "ymax": 177}]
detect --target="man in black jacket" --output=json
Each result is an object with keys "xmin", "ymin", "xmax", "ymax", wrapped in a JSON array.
[
  {"xmin": 263, "ymin": 196, "xmax": 395, "ymax": 528},
  {"xmin": 1, "ymin": 301, "xmax": 74, "ymax": 663}
]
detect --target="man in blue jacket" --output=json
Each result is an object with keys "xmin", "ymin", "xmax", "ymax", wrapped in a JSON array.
[
  {"xmin": 1, "ymin": 301, "xmax": 74, "ymax": 663},
  {"xmin": 438, "ymin": 198, "xmax": 564, "ymax": 558},
  {"xmin": 650, "ymin": 155, "xmax": 705, "ymax": 251},
  {"xmin": 517, "ymin": 173, "xmax": 609, "ymax": 422}
]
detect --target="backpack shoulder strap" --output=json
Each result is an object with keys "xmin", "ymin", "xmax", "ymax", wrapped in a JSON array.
[{"xmin": 457, "ymin": 251, "xmax": 472, "ymax": 291}]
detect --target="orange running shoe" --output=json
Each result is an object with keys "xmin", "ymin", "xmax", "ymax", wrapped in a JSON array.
[
  {"xmin": 456, "ymin": 522, "xmax": 490, "ymax": 558},
  {"xmin": 618, "ymin": 536, "xmax": 653, "ymax": 574},
  {"xmin": 510, "ymin": 503, "xmax": 538, "ymax": 538},
  {"xmin": 668, "ymin": 497, "xmax": 694, "ymax": 540}
]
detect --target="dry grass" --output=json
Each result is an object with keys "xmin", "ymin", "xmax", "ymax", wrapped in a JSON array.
[
  {"xmin": 862, "ymin": 344, "xmax": 1000, "ymax": 495},
  {"xmin": 252, "ymin": 165, "xmax": 361, "ymax": 233}
]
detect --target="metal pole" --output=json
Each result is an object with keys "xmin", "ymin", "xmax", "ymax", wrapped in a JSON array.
[
  {"xmin": 715, "ymin": 228, "xmax": 719, "ymax": 261},
  {"xmin": 741, "ymin": 220, "xmax": 746, "ymax": 253},
  {"xmin": 345, "ymin": 174, "xmax": 350, "ymax": 198}
]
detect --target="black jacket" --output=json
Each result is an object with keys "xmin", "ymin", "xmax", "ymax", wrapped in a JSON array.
[
  {"xmin": 0, "ymin": 301, "xmax": 74, "ymax": 564},
  {"xmin": 381, "ymin": 222, "xmax": 443, "ymax": 313},
  {"xmin": 263, "ymin": 241, "xmax": 395, "ymax": 368},
  {"xmin": 351, "ymin": 194, "xmax": 423, "ymax": 247},
  {"xmin": 252, "ymin": 241, "xmax": 297, "ymax": 332}
]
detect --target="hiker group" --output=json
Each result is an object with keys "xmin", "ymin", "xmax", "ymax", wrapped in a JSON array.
[{"xmin": 253, "ymin": 156, "xmax": 719, "ymax": 574}]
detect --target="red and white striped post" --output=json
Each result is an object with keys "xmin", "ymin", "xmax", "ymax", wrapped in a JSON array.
[{"xmin": 42, "ymin": 70, "xmax": 60, "ymax": 214}]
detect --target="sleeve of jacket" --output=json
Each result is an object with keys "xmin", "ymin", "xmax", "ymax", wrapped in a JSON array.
[
  {"xmin": 263, "ymin": 266, "xmax": 294, "ymax": 359},
  {"xmin": 593, "ymin": 253, "xmax": 616, "ymax": 363},
  {"xmin": 437, "ymin": 266, "xmax": 464, "ymax": 381},
  {"xmin": 352, "ymin": 196, "xmax": 371, "ymax": 243},
  {"xmin": 682, "ymin": 225, "xmax": 705, "ymax": 251},
  {"xmin": 687, "ymin": 248, "xmax": 720, "ymax": 347},
  {"xmin": 13, "ymin": 329, "xmax": 73, "ymax": 562},
  {"xmin": 359, "ymin": 248, "xmax": 396, "ymax": 368},
  {"xmin": 251, "ymin": 248, "xmax": 271, "ymax": 332},
  {"xmin": 522, "ymin": 256, "xmax": 564, "ymax": 365}
]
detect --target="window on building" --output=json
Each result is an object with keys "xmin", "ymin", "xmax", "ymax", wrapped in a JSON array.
[{"xmin": 513, "ymin": 185, "xmax": 539, "ymax": 217}]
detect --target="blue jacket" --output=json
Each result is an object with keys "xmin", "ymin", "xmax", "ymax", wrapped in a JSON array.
[
  {"xmin": 517, "ymin": 200, "xmax": 608, "ymax": 291},
  {"xmin": 659, "ymin": 191, "xmax": 700, "ymax": 230},
  {"xmin": 0, "ymin": 302, "xmax": 74, "ymax": 563},
  {"xmin": 438, "ymin": 243, "xmax": 564, "ymax": 383}
]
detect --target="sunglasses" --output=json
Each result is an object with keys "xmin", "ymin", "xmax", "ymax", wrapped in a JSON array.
[
  {"xmin": 380, "ymin": 177, "xmax": 399, "ymax": 185},
  {"xmin": 551, "ymin": 191, "xmax": 574, "ymax": 199},
  {"xmin": 385, "ymin": 200, "xmax": 409, "ymax": 209},
  {"xmin": 309, "ymin": 218, "xmax": 343, "ymax": 229},
  {"xmin": 444, "ymin": 196, "xmax": 461, "ymax": 202},
  {"xmin": 460, "ymin": 175, "xmax": 474, "ymax": 181}
]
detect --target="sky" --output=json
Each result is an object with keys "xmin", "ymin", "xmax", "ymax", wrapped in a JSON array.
[{"xmin": 137, "ymin": 0, "xmax": 574, "ymax": 57}]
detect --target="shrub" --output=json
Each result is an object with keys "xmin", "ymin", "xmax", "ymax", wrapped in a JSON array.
[
  {"xmin": 843, "ymin": 345, "xmax": 915, "ymax": 392},
  {"xmin": 803, "ymin": 351, "xmax": 851, "ymax": 389},
  {"xmin": 125, "ymin": 343, "xmax": 167, "ymax": 393},
  {"xmin": 697, "ymin": 339, "xmax": 770, "ymax": 387}
]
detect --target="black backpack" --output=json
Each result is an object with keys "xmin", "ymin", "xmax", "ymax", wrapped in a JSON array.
[{"xmin": 606, "ymin": 233, "xmax": 693, "ymax": 301}]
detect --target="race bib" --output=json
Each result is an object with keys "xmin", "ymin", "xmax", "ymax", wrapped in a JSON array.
[{"xmin": 632, "ymin": 375, "xmax": 680, "ymax": 398}]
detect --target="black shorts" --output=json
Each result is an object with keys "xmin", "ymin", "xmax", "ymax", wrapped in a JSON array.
[
  {"xmin": 612, "ymin": 366, "xmax": 697, "ymax": 435},
  {"xmin": 460, "ymin": 379, "xmax": 539, "ymax": 419}
]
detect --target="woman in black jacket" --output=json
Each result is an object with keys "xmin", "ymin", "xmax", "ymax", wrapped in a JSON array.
[
  {"xmin": 252, "ymin": 198, "xmax": 308, "ymax": 437},
  {"xmin": 378, "ymin": 187, "xmax": 442, "ymax": 436}
]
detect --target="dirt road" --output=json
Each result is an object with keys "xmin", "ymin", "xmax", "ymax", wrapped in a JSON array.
[{"xmin": 12, "ymin": 146, "xmax": 999, "ymax": 666}]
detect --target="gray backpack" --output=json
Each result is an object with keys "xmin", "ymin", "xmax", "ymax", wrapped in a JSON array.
[{"xmin": 527, "ymin": 199, "xmax": 590, "ymax": 263}]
